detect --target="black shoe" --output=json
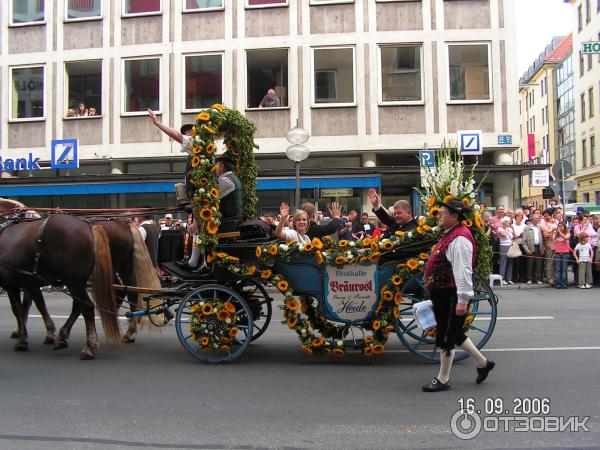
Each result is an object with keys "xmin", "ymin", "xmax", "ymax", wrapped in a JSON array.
[
  {"xmin": 422, "ymin": 377, "xmax": 451, "ymax": 392},
  {"xmin": 476, "ymin": 360, "xmax": 495, "ymax": 384},
  {"xmin": 192, "ymin": 266, "xmax": 211, "ymax": 276},
  {"xmin": 176, "ymin": 258, "xmax": 190, "ymax": 268}
]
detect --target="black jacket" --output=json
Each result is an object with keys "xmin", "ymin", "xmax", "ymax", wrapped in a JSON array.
[
  {"xmin": 372, "ymin": 207, "xmax": 417, "ymax": 234},
  {"xmin": 307, "ymin": 218, "xmax": 342, "ymax": 239}
]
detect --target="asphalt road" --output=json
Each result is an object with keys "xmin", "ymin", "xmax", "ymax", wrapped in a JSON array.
[{"xmin": 0, "ymin": 285, "xmax": 599, "ymax": 450}]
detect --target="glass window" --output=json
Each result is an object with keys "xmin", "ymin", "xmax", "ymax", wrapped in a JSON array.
[
  {"xmin": 184, "ymin": 0, "xmax": 224, "ymax": 11},
  {"xmin": 581, "ymin": 93, "xmax": 586, "ymax": 122},
  {"xmin": 586, "ymin": 0, "xmax": 591, "ymax": 23},
  {"xmin": 313, "ymin": 47, "xmax": 355, "ymax": 105},
  {"xmin": 448, "ymin": 43, "xmax": 490, "ymax": 102},
  {"xmin": 583, "ymin": 192, "xmax": 590, "ymax": 203},
  {"xmin": 10, "ymin": 66, "xmax": 44, "ymax": 119},
  {"xmin": 123, "ymin": 58, "xmax": 160, "ymax": 113},
  {"xmin": 590, "ymin": 87, "xmax": 595, "ymax": 118},
  {"xmin": 11, "ymin": 0, "xmax": 45, "ymax": 25},
  {"xmin": 124, "ymin": 0, "xmax": 161, "ymax": 15},
  {"xmin": 379, "ymin": 45, "xmax": 423, "ymax": 103},
  {"xmin": 310, "ymin": 0, "xmax": 354, "ymax": 4},
  {"xmin": 246, "ymin": 48, "xmax": 288, "ymax": 109},
  {"xmin": 591, "ymin": 136, "xmax": 596, "ymax": 166},
  {"xmin": 246, "ymin": 0, "xmax": 288, "ymax": 7},
  {"xmin": 184, "ymin": 54, "xmax": 223, "ymax": 110},
  {"xmin": 65, "ymin": 60, "xmax": 102, "ymax": 117},
  {"xmin": 582, "ymin": 139, "xmax": 587, "ymax": 168},
  {"xmin": 66, "ymin": 0, "xmax": 102, "ymax": 20},
  {"xmin": 578, "ymin": 5, "xmax": 583, "ymax": 31}
]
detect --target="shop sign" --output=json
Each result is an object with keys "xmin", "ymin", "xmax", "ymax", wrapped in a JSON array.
[
  {"xmin": 323, "ymin": 264, "xmax": 379, "ymax": 323},
  {"xmin": 0, "ymin": 139, "xmax": 78, "ymax": 171},
  {"xmin": 320, "ymin": 188, "xmax": 354, "ymax": 197},
  {"xmin": 581, "ymin": 42, "xmax": 600, "ymax": 54},
  {"xmin": 531, "ymin": 169, "xmax": 550, "ymax": 187},
  {"xmin": 458, "ymin": 130, "xmax": 483, "ymax": 155}
]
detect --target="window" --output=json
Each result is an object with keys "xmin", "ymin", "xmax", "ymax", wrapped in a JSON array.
[
  {"xmin": 588, "ymin": 54, "xmax": 593, "ymax": 71},
  {"xmin": 184, "ymin": 0, "xmax": 224, "ymax": 11},
  {"xmin": 379, "ymin": 45, "xmax": 423, "ymax": 104},
  {"xmin": 578, "ymin": 5, "xmax": 583, "ymax": 31},
  {"xmin": 10, "ymin": 66, "xmax": 44, "ymax": 120},
  {"xmin": 123, "ymin": 57, "xmax": 160, "ymax": 114},
  {"xmin": 582, "ymin": 139, "xmax": 588, "ymax": 168},
  {"xmin": 123, "ymin": 0, "xmax": 161, "ymax": 15},
  {"xmin": 542, "ymin": 135, "xmax": 547, "ymax": 151},
  {"xmin": 11, "ymin": 0, "xmax": 45, "ymax": 25},
  {"xmin": 246, "ymin": 48, "xmax": 288, "ymax": 109},
  {"xmin": 66, "ymin": 0, "xmax": 102, "ymax": 20},
  {"xmin": 592, "ymin": 136, "xmax": 597, "ymax": 166},
  {"xmin": 541, "ymin": 77, "xmax": 546, "ymax": 97},
  {"xmin": 246, "ymin": 0, "xmax": 288, "ymax": 8},
  {"xmin": 590, "ymin": 87, "xmax": 595, "ymax": 117},
  {"xmin": 586, "ymin": 0, "xmax": 591, "ymax": 23},
  {"xmin": 580, "ymin": 51, "xmax": 585, "ymax": 76},
  {"xmin": 65, "ymin": 61, "xmax": 102, "ymax": 117},
  {"xmin": 595, "ymin": 191, "xmax": 600, "ymax": 205},
  {"xmin": 542, "ymin": 106, "xmax": 546, "ymax": 125},
  {"xmin": 581, "ymin": 93, "xmax": 586, "ymax": 122},
  {"xmin": 448, "ymin": 43, "xmax": 491, "ymax": 102},
  {"xmin": 184, "ymin": 53, "xmax": 223, "ymax": 110},
  {"xmin": 583, "ymin": 192, "xmax": 590, "ymax": 203},
  {"xmin": 310, "ymin": 0, "xmax": 354, "ymax": 4},
  {"xmin": 312, "ymin": 47, "xmax": 355, "ymax": 106}
]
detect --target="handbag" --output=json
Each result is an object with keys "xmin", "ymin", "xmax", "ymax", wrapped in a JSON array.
[{"xmin": 507, "ymin": 241, "xmax": 522, "ymax": 258}]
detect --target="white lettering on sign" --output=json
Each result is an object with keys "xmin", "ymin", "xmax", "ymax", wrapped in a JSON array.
[{"xmin": 324, "ymin": 263, "xmax": 379, "ymax": 322}]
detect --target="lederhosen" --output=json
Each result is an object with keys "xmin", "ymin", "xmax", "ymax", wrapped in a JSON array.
[{"xmin": 423, "ymin": 224, "xmax": 476, "ymax": 352}]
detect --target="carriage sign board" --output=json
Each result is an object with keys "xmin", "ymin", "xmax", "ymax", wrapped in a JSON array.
[{"xmin": 323, "ymin": 263, "xmax": 380, "ymax": 323}]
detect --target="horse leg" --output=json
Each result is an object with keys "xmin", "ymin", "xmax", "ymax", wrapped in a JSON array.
[
  {"xmin": 69, "ymin": 285, "xmax": 99, "ymax": 360},
  {"xmin": 55, "ymin": 300, "xmax": 81, "ymax": 351},
  {"xmin": 119, "ymin": 269, "xmax": 140, "ymax": 344},
  {"xmin": 7, "ymin": 288, "xmax": 28, "ymax": 351},
  {"xmin": 10, "ymin": 289, "xmax": 31, "ymax": 339},
  {"xmin": 29, "ymin": 288, "xmax": 57, "ymax": 345}
]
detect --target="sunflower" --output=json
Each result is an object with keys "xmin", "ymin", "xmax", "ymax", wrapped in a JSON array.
[
  {"xmin": 228, "ymin": 327, "xmax": 239, "ymax": 337},
  {"xmin": 315, "ymin": 251, "xmax": 324, "ymax": 265},
  {"xmin": 224, "ymin": 301, "xmax": 236, "ymax": 313},
  {"xmin": 364, "ymin": 335, "xmax": 374, "ymax": 344},
  {"xmin": 276, "ymin": 280, "xmax": 289, "ymax": 292},
  {"xmin": 212, "ymin": 103, "xmax": 224, "ymax": 112},
  {"xmin": 303, "ymin": 243, "xmax": 314, "ymax": 252},
  {"xmin": 339, "ymin": 240, "xmax": 349, "ymax": 247},
  {"xmin": 373, "ymin": 344, "xmax": 384, "ymax": 354},
  {"xmin": 425, "ymin": 327, "xmax": 437, "ymax": 337},
  {"xmin": 245, "ymin": 265, "xmax": 257, "ymax": 276},
  {"xmin": 311, "ymin": 238, "xmax": 323, "ymax": 250},
  {"xmin": 416, "ymin": 226, "xmax": 424, "ymax": 234},
  {"xmin": 201, "ymin": 304, "xmax": 214, "ymax": 315},
  {"xmin": 382, "ymin": 241, "xmax": 394, "ymax": 251},
  {"xmin": 191, "ymin": 156, "xmax": 200, "ymax": 168},
  {"xmin": 391, "ymin": 275, "xmax": 403, "ymax": 286},
  {"xmin": 198, "ymin": 177, "xmax": 208, "ymax": 186},
  {"xmin": 332, "ymin": 348, "xmax": 345, "ymax": 357},
  {"xmin": 394, "ymin": 230, "xmax": 405, "ymax": 237},
  {"xmin": 382, "ymin": 291, "xmax": 394, "ymax": 301},
  {"xmin": 363, "ymin": 346, "xmax": 374, "ymax": 356},
  {"xmin": 358, "ymin": 256, "xmax": 368, "ymax": 264},
  {"xmin": 287, "ymin": 240, "xmax": 297, "ymax": 247},
  {"xmin": 443, "ymin": 194, "xmax": 454, "ymax": 204},
  {"xmin": 301, "ymin": 344, "xmax": 313, "ymax": 354},
  {"xmin": 464, "ymin": 314, "xmax": 475, "ymax": 327},
  {"xmin": 422, "ymin": 224, "xmax": 431, "ymax": 231},
  {"xmin": 407, "ymin": 258, "xmax": 419, "ymax": 270},
  {"xmin": 261, "ymin": 269, "xmax": 272, "ymax": 280},
  {"xmin": 191, "ymin": 304, "xmax": 199, "ymax": 313},
  {"xmin": 287, "ymin": 299, "xmax": 300, "ymax": 312},
  {"xmin": 210, "ymin": 187, "xmax": 219, "ymax": 197},
  {"xmin": 335, "ymin": 256, "xmax": 346, "ymax": 265},
  {"xmin": 206, "ymin": 254, "xmax": 214, "ymax": 263},
  {"xmin": 323, "ymin": 348, "xmax": 332, "ymax": 357},
  {"xmin": 372, "ymin": 320, "xmax": 381, "ymax": 331},
  {"xmin": 474, "ymin": 212, "xmax": 483, "ymax": 228},
  {"xmin": 204, "ymin": 125, "xmax": 217, "ymax": 134},
  {"xmin": 362, "ymin": 237, "xmax": 372, "ymax": 247},
  {"xmin": 206, "ymin": 142, "xmax": 216, "ymax": 155},
  {"xmin": 394, "ymin": 292, "xmax": 403, "ymax": 304},
  {"xmin": 268, "ymin": 245, "xmax": 278, "ymax": 256},
  {"xmin": 200, "ymin": 337, "xmax": 209, "ymax": 346},
  {"xmin": 393, "ymin": 308, "xmax": 400, "ymax": 319},
  {"xmin": 200, "ymin": 208, "xmax": 213, "ymax": 221},
  {"xmin": 419, "ymin": 252, "xmax": 428, "ymax": 260},
  {"xmin": 429, "ymin": 207, "xmax": 440, "ymax": 217},
  {"xmin": 191, "ymin": 126, "xmax": 197, "ymax": 137},
  {"xmin": 202, "ymin": 199, "xmax": 211, "ymax": 208},
  {"xmin": 369, "ymin": 252, "xmax": 381, "ymax": 263},
  {"xmin": 445, "ymin": 185, "xmax": 452, "ymax": 194},
  {"xmin": 287, "ymin": 316, "xmax": 298, "ymax": 329},
  {"xmin": 220, "ymin": 345, "xmax": 231, "ymax": 351},
  {"xmin": 207, "ymin": 221, "xmax": 219, "ymax": 235},
  {"xmin": 427, "ymin": 197, "xmax": 436, "ymax": 208},
  {"xmin": 462, "ymin": 198, "xmax": 471, "ymax": 206},
  {"xmin": 196, "ymin": 111, "xmax": 210, "ymax": 121},
  {"xmin": 462, "ymin": 219, "xmax": 473, "ymax": 227},
  {"xmin": 217, "ymin": 310, "xmax": 230, "ymax": 321},
  {"xmin": 192, "ymin": 145, "xmax": 201, "ymax": 154},
  {"xmin": 255, "ymin": 247, "xmax": 262, "ymax": 258},
  {"xmin": 311, "ymin": 337, "xmax": 322, "ymax": 348}
]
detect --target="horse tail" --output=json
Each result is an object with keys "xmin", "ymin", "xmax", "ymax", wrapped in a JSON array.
[
  {"xmin": 91, "ymin": 224, "xmax": 121, "ymax": 345},
  {"xmin": 129, "ymin": 223, "xmax": 163, "ymax": 326}
]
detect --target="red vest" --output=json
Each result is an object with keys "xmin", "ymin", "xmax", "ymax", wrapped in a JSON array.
[{"xmin": 423, "ymin": 224, "xmax": 476, "ymax": 290}]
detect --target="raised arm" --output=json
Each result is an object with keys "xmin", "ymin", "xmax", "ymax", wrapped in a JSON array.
[
  {"xmin": 147, "ymin": 108, "xmax": 183, "ymax": 144},
  {"xmin": 274, "ymin": 202, "xmax": 290, "ymax": 240}
]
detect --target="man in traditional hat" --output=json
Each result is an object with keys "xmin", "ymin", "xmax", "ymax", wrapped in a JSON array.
[{"xmin": 421, "ymin": 199, "xmax": 495, "ymax": 392}]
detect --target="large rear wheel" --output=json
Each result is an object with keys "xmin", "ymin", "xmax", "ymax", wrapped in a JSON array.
[{"xmin": 233, "ymin": 277, "xmax": 272, "ymax": 342}]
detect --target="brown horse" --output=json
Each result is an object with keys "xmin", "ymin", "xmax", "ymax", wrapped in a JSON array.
[{"xmin": 0, "ymin": 213, "xmax": 121, "ymax": 359}]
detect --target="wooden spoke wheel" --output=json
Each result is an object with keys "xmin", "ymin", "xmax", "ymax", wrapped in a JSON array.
[
  {"xmin": 175, "ymin": 284, "xmax": 254, "ymax": 364},
  {"xmin": 233, "ymin": 277, "xmax": 273, "ymax": 342},
  {"xmin": 395, "ymin": 272, "xmax": 497, "ymax": 363}
]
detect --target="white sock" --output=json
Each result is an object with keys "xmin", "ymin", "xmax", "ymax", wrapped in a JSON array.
[
  {"xmin": 459, "ymin": 338, "xmax": 488, "ymax": 368},
  {"xmin": 188, "ymin": 236, "xmax": 201, "ymax": 267},
  {"xmin": 436, "ymin": 349, "xmax": 454, "ymax": 384}
]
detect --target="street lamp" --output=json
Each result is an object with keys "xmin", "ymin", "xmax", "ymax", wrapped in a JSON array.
[{"xmin": 286, "ymin": 122, "xmax": 310, "ymax": 211}]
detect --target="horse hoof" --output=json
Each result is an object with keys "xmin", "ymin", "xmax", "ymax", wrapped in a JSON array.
[
  {"xmin": 13, "ymin": 342, "xmax": 28, "ymax": 352},
  {"xmin": 10, "ymin": 331, "xmax": 20, "ymax": 339},
  {"xmin": 122, "ymin": 335, "xmax": 135, "ymax": 344},
  {"xmin": 43, "ymin": 336, "xmax": 56, "ymax": 345},
  {"xmin": 80, "ymin": 351, "xmax": 95, "ymax": 360},
  {"xmin": 54, "ymin": 341, "xmax": 68, "ymax": 351}
]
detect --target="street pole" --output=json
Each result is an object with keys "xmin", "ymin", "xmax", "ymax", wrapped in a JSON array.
[
  {"xmin": 560, "ymin": 160, "xmax": 565, "ymax": 208},
  {"xmin": 295, "ymin": 160, "xmax": 300, "ymax": 212}
]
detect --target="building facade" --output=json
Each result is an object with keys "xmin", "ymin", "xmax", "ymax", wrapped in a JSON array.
[
  {"xmin": 569, "ymin": 0, "xmax": 600, "ymax": 203},
  {"xmin": 0, "ymin": 0, "xmax": 521, "ymax": 215}
]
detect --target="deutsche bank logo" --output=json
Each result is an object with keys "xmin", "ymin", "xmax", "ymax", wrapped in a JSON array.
[
  {"xmin": 51, "ymin": 139, "xmax": 79, "ymax": 169},
  {"xmin": 458, "ymin": 130, "xmax": 483, "ymax": 156}
]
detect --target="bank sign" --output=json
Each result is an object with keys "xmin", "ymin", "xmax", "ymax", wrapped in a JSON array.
[
  {"xmin": 0, "ymin": 139, "xmax": 79, "ymax": 170},
  {"xmin": 581, "ymin": 42, "xmax": 600, "ymax": 54}
]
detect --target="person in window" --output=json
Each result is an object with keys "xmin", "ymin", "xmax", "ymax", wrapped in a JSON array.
[
  {"xmin": 66, "ymin": 108, "xmax": 76, "ymax": 117},
  {"xmin": 88, "ymin": 107, "xmax": 97, "ymax": 116},
  {"xmin": 258, "ymin": 89, "xmax": 281, "ymax": 108},
  {"xmin": 75, "ymin": 102, "xmax": 88, "ymax": 117},
  {"xmin": 274, "ymin": 202, "xmax": 310, "ymax": 244}
]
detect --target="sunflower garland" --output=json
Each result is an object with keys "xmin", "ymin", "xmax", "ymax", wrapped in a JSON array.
[{"xmin": 189, "ymin": 299, "xmax": 239, "ymax": 351}]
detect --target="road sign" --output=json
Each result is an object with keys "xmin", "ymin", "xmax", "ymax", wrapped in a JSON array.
[
  {"xmin": 581, "ymin": 41, "xmax": 600, "ymax": 54},
  {"xmin": 419, "ymin": 150, "xmax": 435, "ymax": 167},
  {"xmin": 51, "ymin": 139, "xmax": 79, "ymax": 169},
  {"xmin": 497, "ymin": 135, "xmax": 512, "ymax": 145},
  {"xmin": 550, "ymin": 180, "xmax": 577, "ymax": 202},
  {"xmin": 551, "ymin": 159, "xmax": 573, "ymax": 180},
  {"xmin": 531, "ymin": 169, "xmax": 550, "ymax": 187},
  {"xmin": 458, "ymin": 130, "xmax": 483, "ymax": 155}
]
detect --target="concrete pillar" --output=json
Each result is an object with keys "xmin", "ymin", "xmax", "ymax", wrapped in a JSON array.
[
  {"xmin": 494, "ymin": 149, "xmax": 513, "ymax": 166},
  {"xmin": 362, "ymin": 153, "xmax": 376, "ymax": 168},
  {"xmin": 491, "ymin": 172, "xmax": 514, "ymax": 209},
  {"xmin": 111, "ymin": 160, "xmax": 125, "ymax": 174}
]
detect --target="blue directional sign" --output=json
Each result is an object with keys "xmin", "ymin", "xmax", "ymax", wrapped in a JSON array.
[
  {"xmin": 458, "ymin": 130, "xmax": 483, "ymax": 155},
  {"xmin": 498, "ymin": 135, "xmax": 512, "ymax": 145},
  {"xmin": 51, "ymin": 139, "xmax": 79, "ymax": 169},
  {"xmin": 419, "ymin": 150, "xmax": 435, "ymax": 167}
]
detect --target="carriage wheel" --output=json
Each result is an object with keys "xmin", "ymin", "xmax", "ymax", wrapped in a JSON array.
[
  {"xmin": 395, "ymin": 272, "xmax": 497, "ymax": 363},
  {"xmin": 175, "ymin": 284, "xmax": 254, "ymax": 363},
  {"xmin": 233, "ymin": 277, "xmax": 272, "ymax": 342}
]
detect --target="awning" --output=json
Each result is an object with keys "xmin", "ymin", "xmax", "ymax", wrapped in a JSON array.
[{"xmin": 0, "ymin": 176, "xmax": 381, "ymax": 196}]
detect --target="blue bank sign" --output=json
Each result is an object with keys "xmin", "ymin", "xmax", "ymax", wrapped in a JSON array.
[{"xmin": 0, "ymin": 139, "xmax": 79, "ymax": 171}]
